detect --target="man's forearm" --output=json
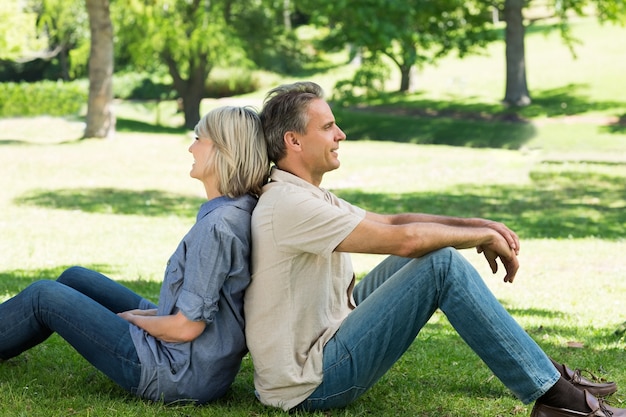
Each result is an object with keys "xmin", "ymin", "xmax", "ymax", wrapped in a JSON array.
[{"xmin": 387, "ymin": 212, "xmax": 485, "ymax": 227}]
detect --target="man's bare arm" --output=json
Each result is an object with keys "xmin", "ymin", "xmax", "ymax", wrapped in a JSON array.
[
  {"xmin": 335, "ymin": 217, "xmax": 519, "ymax": 283},
  {"xmin": 365, "ymin": 211, "xmax": 520, "ymax": 255}
]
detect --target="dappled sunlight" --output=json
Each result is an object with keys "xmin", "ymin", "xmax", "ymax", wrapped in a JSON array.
[
  {"xmin": 334, "ymin": 106, "xmax": 537, "ymax": 148},
  {"xmin": 14, "ymin": 187, "xmax": 204, "ymax": 218},
  {"xmin": 0, "ymin": 265, "xmax": 162, "ymax": 303},
  {"xmin": 525, "ymin": 84, "xmax": 626, "ymax": 119},
  {"xmin": 332, "ymin": 159, "xmax": 626, "ymax": 240}
]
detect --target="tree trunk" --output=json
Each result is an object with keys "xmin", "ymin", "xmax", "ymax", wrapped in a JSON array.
[
  {"xmin": 181, "ymin": 91, "xmax": 204, "ymax": 130},
  {"xmin": 59, "ymin": 46, "xmax": 70, "ymax": 81},
  {"xmin": 84, "ymin": 0, "xmax": 115, "ymax": 139},
  {"xmin": 283, "ymin": 0, "xmax": 292, "ymax": 30},
  {"xmin": 399, "ymin": 65, "xmax": 411, "ymax": 92},
  {"xmin": 166, "ymin": 53, "xmax": 209, "ymax": 130},
  {"xmin": 503, "ymin": 0, "xmax": 531, "ymax": 106}
]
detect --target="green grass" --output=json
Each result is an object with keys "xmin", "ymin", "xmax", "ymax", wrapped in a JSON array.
[
  {"xmin": 0, "ymin": 17, "xmax": 626, "ymax": 417},
  {"xmin": 333, "ymin": 17, "xmax": 626, "ymax": 151}
]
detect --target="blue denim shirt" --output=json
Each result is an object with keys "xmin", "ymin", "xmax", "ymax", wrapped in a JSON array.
[{"xmin": 130, "ymin": 194, "xmax": 256, "ymax": 404}]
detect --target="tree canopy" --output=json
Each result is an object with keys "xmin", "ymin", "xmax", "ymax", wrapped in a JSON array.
[
  {"xmin": 301, "ymin": 0, "xmax": 498, "ymax": 93},
  {"xmin": 0, "ymin": 0, "xmax": 47, "ymax": 61},
  {"xmin": 2, "ymin": 0, "xmax": 625, "ymax": 127}
]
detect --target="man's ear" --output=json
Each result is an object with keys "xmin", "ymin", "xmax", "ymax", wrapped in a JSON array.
[{"xmin": 284, "ymin": 131, "xmax": 301, "ymax": 151}]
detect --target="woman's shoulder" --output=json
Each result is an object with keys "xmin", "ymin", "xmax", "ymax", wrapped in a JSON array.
[{"xmin": 196, "ymin": 195, "xmax": 255, "ymax": 236}]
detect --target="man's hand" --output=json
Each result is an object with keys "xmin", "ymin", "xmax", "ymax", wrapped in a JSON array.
[
  {"xmin": 479, "ymin": 220, "xmax": 520, "ymax": 255},
  {"xmin": 477, "ymin": 238, "xmax": 519, "ymax": 283}
]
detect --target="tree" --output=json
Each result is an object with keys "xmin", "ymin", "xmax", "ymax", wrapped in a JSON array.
[
  {"xmin": 503, "ymin": 0, "xmax": 530, "ymax": 106},
  {"xmin": 497, "ymin": 0, "xmax": 626, "ymax": 106},
  {"xmin": 222, "ymin": 0, "xmax": 310, "ymax": 74},
  {"xmin": 118, "ymin": 0, "xmax": 247, "ymax": 130},
  {"xmin": 116, "ymin": 0, "xmax": 302, "ymax": 129},
  {"xmin": 0, "ymin": 0, "xmax": 48, "ymax": 61},
  {"xmin": 300, "ymin": 0, "xmax": 496, "ymax": 93},
  {"xmin": 37, "ymin": 0, "xmax": 90, "ymax": 80},
  {"xmin": 84, "ymin": 0, "xmax": 114, "ymax": 139}
]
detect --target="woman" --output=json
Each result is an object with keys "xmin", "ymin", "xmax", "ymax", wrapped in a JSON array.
[{"xmin": 0, "ymin": 106, "xmax": 269, "ymax": 404}]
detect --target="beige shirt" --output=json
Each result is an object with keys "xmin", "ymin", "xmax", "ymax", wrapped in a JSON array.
[{"xmin": 244, "ymin": 168, "xmax": 366, "ymax": 410}]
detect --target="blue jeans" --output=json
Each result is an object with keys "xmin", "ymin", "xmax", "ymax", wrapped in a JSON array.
[
  {"xmin": 297, "ymin": 248, "xmax": 560, "ymax": 411},
  {"xmin": 0, "ymin": 266, "xmax": 147, "ymax": 393}
]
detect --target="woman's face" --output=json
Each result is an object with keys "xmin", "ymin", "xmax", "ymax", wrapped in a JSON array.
[{"xmin": 188, "ymin": 135, "xmax": 216, "ymax": 182}]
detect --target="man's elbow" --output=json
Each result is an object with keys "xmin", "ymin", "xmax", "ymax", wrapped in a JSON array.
[{"xmin": 394, "ymin": 234, "xmax": 431, "ymax": 258}]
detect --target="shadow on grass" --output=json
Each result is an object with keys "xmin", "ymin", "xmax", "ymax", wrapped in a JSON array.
[
  {"xmin": 13, "ymin": 164, "xmax": 626, "ymax": 240},
  {"xmin": 334, "ymin": 106, "xmax": 536, "ymax": 149},
  {"xmin": 334, "ymin": 83, "xmax": 626, "ymax": 148},
  {"xmin": 0, "ymin": 139, "xmax": 38, "ymax": 146},
  {"xmin": 14, "ymin": 187, "xmax": 205, "ymax": 218},
  {"xmin": 116, "ymin": 117, "xmax": 187, "ymax": 135},
  {"xmin": 0, "ymin": 266, "xmax": 163, "ymax": 301},
  {"xmin": 522, "ymin": 84, "xmax": 626, "ymax": 119},
  {"xmin": 603, "ymin": 113, "xmax": 626, "ymax": 134},
  {"xmin": 0, "ymin": 137, "xmax": 84, "ymax": 146},
  {"xmin": 333, "ymin": 167, "xmax": 626, "ymax": 240}
]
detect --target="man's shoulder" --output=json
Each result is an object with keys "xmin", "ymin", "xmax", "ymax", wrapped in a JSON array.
[{"xmin": 259, "ymin": 180, "xmax": 319, "ymax": 203}]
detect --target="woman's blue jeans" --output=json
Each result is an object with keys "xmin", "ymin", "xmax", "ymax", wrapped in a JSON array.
[
  {"xmin": 298, "ymin": 248, "xmax": 560, "ymax": 411},
  {"xmin": 0, "ymin": 266, "xmax": 147, "ymax": 392}
]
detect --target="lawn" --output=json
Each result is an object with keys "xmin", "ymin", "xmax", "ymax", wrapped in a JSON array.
[{"xmin": 0, "ymin": 17, "xmax": 625, "ymax": 417}]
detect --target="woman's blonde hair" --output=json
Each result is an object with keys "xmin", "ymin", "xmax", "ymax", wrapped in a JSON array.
[{"xmin": 194, "ymin": 106, "xmax": 269, "ymax": 197}]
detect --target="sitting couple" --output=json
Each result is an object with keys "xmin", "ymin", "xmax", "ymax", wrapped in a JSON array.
[{"xmin": 0, "ymin": 84, "xmax": 621, "ymax": 417}]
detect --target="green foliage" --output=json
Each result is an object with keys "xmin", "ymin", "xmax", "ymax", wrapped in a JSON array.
[
  {"xmin": 595, "ymin": 0, "xmax": 626, "ymax": 22},
  {"xmin": 66, "ymin": 40, "xmax": 90, "ymax": 79},
  {"xmin": 37, "ymin": 0, "xmax": 90, "ymax": 78},
  {"xmin": 114, "ymin": 0, "xmax": 261, "ymax": 128},
  {"xmin": 113, "ymin": 68, "xmax": 260, "ymax": 101},
  {"xmin": 205, "ymin": 68, "xmax": 261, "ymax": 98},
  {"xmin": 114, "ymin": 72, "xmax": 177, "ymax": 100},
  {"xmin": 333, "ymin": 55, "xmax": 392, "ymax": 104},
  {"xmin": 0, "ymin": 0, "xmax": 47, "ymax": 60},
  {"xmin": 0, "ymin": 80, "xmax": 87, "ymax": 116},
  {"xmin": 301, "ymin": 0, "xmax": 497, "ymax": 92},
  {"xmin": 117, "ymin": 0, "xmax": 241, "ymax": 75},
  {"xmin": 224, "ymin": 1, "xmax": 315, "ymax": 74}
]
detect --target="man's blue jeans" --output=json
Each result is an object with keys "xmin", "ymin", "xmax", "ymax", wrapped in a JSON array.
[
  {"xmin": 298, "ymin": 248, "xmax": 560, "ymax": 411},
  {"xmin": 0, "ymin": 266, "xmax": 147, "ymax": 392}
]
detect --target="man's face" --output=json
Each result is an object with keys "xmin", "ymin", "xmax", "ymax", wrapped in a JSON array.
[{"xmin": 296, "ymin": 98, "xmax": 346, "ymax": 182}]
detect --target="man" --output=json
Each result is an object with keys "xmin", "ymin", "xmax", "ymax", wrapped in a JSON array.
[{"xmin": 244, "ymin": 81, "xmax": 621, "ymax": 416}]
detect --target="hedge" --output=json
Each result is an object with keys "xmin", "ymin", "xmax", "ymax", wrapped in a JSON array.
[{"xmin": 0, "ymin": 81, "xmax": 87, "ymax": 117}]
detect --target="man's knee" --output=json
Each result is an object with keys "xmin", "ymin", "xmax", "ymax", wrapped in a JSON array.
[
  {"xmin": 426, "ymin": 247, "xmax": 464, "ymax": 265},
  {"xmin": 421, "ymin": 247, "xmax": 471, "ymax": 282}
]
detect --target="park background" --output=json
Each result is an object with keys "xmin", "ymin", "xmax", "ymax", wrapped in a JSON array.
[{"xmin": 1, "ymin": 1, "xmax": 625, "ymax": 416}]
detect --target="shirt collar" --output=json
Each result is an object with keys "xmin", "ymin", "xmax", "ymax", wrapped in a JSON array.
[
  {"xmin": 196, "ymin": 194, "xmax": 256, "ymax": 222},
  {"xmin": 268, "ymin": 166, "xmax": 328, "ymax": 200}
]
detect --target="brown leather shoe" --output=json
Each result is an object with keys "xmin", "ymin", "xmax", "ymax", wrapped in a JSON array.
[
  {"xmin": 531, "ymin": 390, "xmax": 626, "ymax": 417},
  {"xmin": 560, "ymin": 363, "xmax": 617, "ymax": 397}
]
